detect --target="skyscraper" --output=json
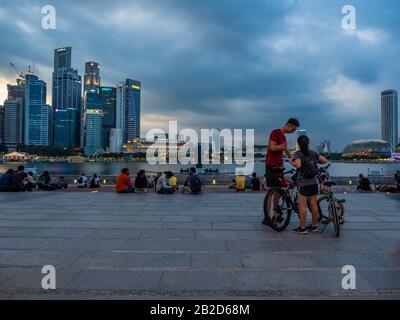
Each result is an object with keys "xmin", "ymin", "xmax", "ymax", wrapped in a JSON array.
[
  {"xmin": 24, "ymin": 74, "xmax": 50, "ymax": 146},
  {"xmin": 3, "ymin": 99, "xmax": 23, "ymax": 149},
  {"xmin": 54, "ymin": 108, "xmax": 78, "ymax": 149},
  {"xmin": 98, "ymin": 87, "xmax": 116, "ymax": 150},
  {"xmin": 52, "ymin": 46, "xmax": 82, "ymax": 148},
  {"xmin": 52, "ymin": 68, "xmax": 82, "ymax": 111},
  {"xmin": 0, "ymin": 105, "xmax": 4, "ymax": 144},
  {"xmin": 84, "ymin": 109, "xmax": 103, "ymax": 156},
  {"xmin": 124, "ymin": 79, "xmax": 141, "ymax": 141},
  {"xmin": 381, "ymin": 89, "xmax": 398, "ymax": 149},
  {"xmin": 54, "ymin": 46, "xmax": 71, "ymax": 70},
  {"xmin": 7, "ymin": 79, "xmax": 25, "ymax": 100},
  {"xmin": 84, "ymin": 61, "xmax": 100, "ymax": 94},
  {"xmin": 116, "ymin": 81, "xmax": 125, "ymax": 132},
  {"xmin": 85, "ymin": 86, "xmax": 116, "ymax": 150}
]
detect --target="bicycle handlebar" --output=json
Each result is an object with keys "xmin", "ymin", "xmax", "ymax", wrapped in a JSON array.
[
  {"xmin": 284, "ymin": 169, "xmax": 296, "ymax": 175},
  {"xmin": 318, "ymin": 164, "xmax": 331, "ymax": 172}
]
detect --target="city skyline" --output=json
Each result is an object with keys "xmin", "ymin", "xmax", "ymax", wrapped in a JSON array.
[{"xmin": 1, "ymin": 0, "xmax": 400, "ymax": 149}]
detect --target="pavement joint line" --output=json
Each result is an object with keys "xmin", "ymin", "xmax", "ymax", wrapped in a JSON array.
[
  {"xmin": 0, "ymin": 249, "xmax": 388, "ymax": 254},
  {"xmin": 83, "ymin": 266, "xmax": 400, "ymax": 272},
  {"xmin": 0, "ymin": 288, "xmax": 400, "ymax": 298},
  {"xmin": 110, "ymin": 250, "xmax": 385, "ymax": 254}
]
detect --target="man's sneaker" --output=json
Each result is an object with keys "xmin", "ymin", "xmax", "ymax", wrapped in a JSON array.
[
  {"xmin": 292, "ymin": 227, "xmax": 308, "ymax": 234},
  {"xmin": 262, "ymin": 218, "xmax": 269, "ymax": 226},
  {"xmin": 305, "ymin": 225, "xmax": 319, "ymax": 233}
]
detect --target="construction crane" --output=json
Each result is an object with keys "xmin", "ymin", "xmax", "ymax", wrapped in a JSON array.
[{"xmin": 9, "ymin": 62, "xmax": 35, "ymax": 80}]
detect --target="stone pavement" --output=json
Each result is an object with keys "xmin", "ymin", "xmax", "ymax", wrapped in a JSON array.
[{"xmin": 0, "ymin": 191, "xmax": 399, "ymax": 299}]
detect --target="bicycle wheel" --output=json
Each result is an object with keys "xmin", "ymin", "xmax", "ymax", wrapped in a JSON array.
[
  {"xmin": 263, "ymin": 188, "xmax": 292, "ymax": 232},
  {"xmin": 319, "ymin": 197, "xmax": 345, "ymax": 222},
  {"xmin": 336, "ymin": 200, "xmax": 345, "ymax": 224},
  {"xmin": 317, "ymin": 196, "xmax": 330, "ymax": 222},
  {"xmin": 331, "ymin": 200, "xmax": 340, "ymax": 238}
]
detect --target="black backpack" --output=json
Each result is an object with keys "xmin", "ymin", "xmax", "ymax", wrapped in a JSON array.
[
  {"xmin": 300, "ymin": 153, "xmax": 318, "ymax": 179},
  {"xmin": 190, "ymin": 175, "xmax": 203, "ymax": 193}
]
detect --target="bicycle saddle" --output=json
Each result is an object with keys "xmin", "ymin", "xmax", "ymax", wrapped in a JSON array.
[{"xmin": 324, "ymin": 181, "xmax": 336, "ymax": 187}]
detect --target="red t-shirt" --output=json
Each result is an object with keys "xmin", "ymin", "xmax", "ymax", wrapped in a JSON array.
[
  {"xmin": 266, "ymin": 129, "xmax": 286, "ymax": 167},
  {"xmin": 115, "ymin": 173, "xmax": 132, "ymax": 192}
]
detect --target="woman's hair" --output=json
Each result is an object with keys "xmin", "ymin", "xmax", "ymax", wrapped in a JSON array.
[
  {"xmin": 297, "ymin": 135, "xmax": 310, "ymax": 156},
  {"xmin": 6, "ymin": 169, "xmax": 14, "ymax": 174},
  {"xmin": 42, "ymin": 171, "xmax": 50, "ymax": 177}
]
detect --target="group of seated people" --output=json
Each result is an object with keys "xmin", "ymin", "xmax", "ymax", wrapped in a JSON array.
[
  {"xmin": 76, "ymin": 173, "xmax": 101, "ymax": 189},
  {"xmin": 0, "ymin": 165, "xmax": 68, "ymax": 192},
  {"xmin": 357, "ymin": 171, "xmax": 400, "ymax": 193},
  {"xmin": 377, "ymin": 170, "xmax": 400, "ymax": 193},
  {"xmin": 115, "ymin": 167, "xmax": 204, "ymax": 194},
  {"xmin": 231, "ymin": 172, "xmax": 265, "ymax": 192}
]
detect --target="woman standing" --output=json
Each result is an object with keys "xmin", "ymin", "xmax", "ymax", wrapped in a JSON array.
[{"xmin": 289, "ymin": 135, "xmax": 328, "ymax": 234}]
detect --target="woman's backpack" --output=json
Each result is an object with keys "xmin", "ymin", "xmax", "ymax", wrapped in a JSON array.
[
  {"xmin": 190, "ymin": 175, "xmax": 203, "ymax": 193},
  {"xmin": 300, "ymin": 153, "xmax": 318, "ymax": 179}
]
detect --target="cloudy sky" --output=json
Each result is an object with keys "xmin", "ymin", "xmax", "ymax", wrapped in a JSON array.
[{"xmin": 0, "ymin": 0, "xmax": 399, "ymax": 151}]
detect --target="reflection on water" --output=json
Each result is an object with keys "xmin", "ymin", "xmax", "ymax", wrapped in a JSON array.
[{"xmin": 0, "ymin": 161, "xmax": 399, "ymax": 177}]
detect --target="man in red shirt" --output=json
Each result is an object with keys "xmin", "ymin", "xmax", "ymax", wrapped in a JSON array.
[
  {"xmin": 116, "ymin": 168, "xmax": 135, "ymax": 193},
  {"xmin": 265, "ymin": 118, "xmax": 300, "ymax": 188}
]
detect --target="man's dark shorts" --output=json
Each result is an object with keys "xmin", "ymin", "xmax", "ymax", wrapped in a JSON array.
[{"xmin": 265, "ymin": 165, "xmax": 282, "ymax": 188}]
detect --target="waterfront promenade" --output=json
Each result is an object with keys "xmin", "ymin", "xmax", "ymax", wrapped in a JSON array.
[{"xmin": 0, "ymin": 191, "xmax": 399, "ymax": 299}]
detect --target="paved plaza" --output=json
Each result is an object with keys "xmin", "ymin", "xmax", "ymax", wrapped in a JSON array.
[{"xmin": 0, "ymin": 191, "xmax": 399, "ymax": 299}]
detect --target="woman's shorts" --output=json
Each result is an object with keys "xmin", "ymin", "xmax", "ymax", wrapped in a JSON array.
[{"xmin": 299, "ymin": 184, "xmax": 318, "ymax": 197}]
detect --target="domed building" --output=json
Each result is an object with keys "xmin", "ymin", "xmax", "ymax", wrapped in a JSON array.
[{"xmin": 342, "ymin": 140, "xmax": 392, "ymax": 159}]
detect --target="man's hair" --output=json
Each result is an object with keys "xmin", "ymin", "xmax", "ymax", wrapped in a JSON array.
[
  {"xmin": 121, "ymin": 168, "xmax": 129, "ymax": 174},
  {"xmin": 17, "ymin": 165, "xmax": 24, "ymax": 171},
  {"xmin": 190, "ymin": 167, "xmax": 196, "ymax": 174},
  {"xmin": 166, "ymin": 171, "xmax": 173, "ymax": 178},
  {"xmin": 286, "ymin": 118, "xmax": 300, "ymax": 127}
]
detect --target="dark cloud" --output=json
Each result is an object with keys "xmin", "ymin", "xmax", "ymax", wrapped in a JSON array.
[{"xmin": 0, "ymin": 0, "xmax": 399, "ymax": 151}]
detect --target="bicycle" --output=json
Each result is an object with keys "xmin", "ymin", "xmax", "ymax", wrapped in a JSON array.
[
  {"xmin": 316, "ymin": 164, "xmax": 346, "ymax": 227},
  {"xmin": 315, "ymin": 181, "xmax": 344, "ymax": 237},
  {"xmin": 263, "ymin": 165, "xmax": 345, "ymax": 237},
  {"xmin": 263, "ymin": 168, "xmax": 299, "ymax": 232}
]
